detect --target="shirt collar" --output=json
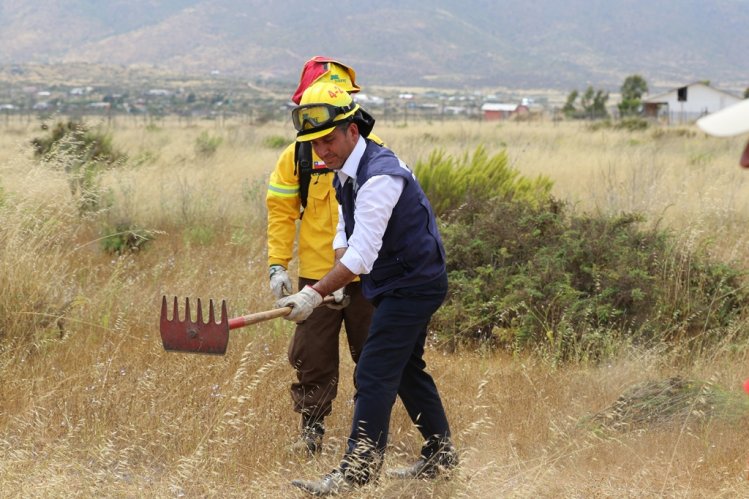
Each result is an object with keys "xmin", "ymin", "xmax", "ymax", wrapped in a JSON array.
[{"xmin": 338, "ymin": 136, "xmax": 366, "ymax": 184}]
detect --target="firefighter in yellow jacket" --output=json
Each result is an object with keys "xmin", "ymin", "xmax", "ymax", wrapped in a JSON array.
[{"xmin": 266, "ymin": 57, "xmax": 381, "ymax": 455}]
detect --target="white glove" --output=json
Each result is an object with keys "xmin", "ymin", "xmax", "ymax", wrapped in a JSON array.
[
  {"xmin": 276, "ymin": 285, "xmax": 323, "ymax": 322},
  {"xmin": 269, "ymin": 265, "xmax": 293, "ymax": 299},
  {"xmin": 326, "ymin": 287, "xmax": 351, "ymax": 310}
]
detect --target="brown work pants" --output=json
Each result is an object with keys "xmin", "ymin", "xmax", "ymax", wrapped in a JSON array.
[{"xmin": 288, "ymin": 277, "xmax": 373, "ymax": 420}]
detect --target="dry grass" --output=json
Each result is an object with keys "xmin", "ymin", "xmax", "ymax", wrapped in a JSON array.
[{"xmin": 1, "ymin": 115, "xmax": 748, "ymax": 498}]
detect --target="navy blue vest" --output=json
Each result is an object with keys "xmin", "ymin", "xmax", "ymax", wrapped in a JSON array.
[{"xmin": 335, "ymin": 140, "xmax": 446, "ymax": 300}]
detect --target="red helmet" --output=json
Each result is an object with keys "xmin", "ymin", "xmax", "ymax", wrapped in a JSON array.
[{"xmin": 291, "ymin": 56, "xmax": 360, "ymax": 104}]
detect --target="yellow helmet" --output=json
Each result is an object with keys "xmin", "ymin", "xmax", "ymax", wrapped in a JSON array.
[
  {"xmin": 292, "ymin": 56, "xmax": 360, "ymax": 104},
  {"xmin": 292, "ymin": 81, "xmax": 360, "ymax": 142}
]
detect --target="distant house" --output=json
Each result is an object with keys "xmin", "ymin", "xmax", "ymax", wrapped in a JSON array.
[
  {"xmin": 353, "ymin": 93, "xmax": 385, "ymax": 106},
  {"xmin": 70, "ymin": 86, "xmax": 94, "ymax": 96},
  {"xmin": 443, "ymin": 106, "xmax": 467, "ymax": 116},
  {"xmin": 87, "ymin": 102, "xmax": 111, "ymax": 110},
  {"xmin": 481, "ymin": 102, "xmax": 529, "ymax": 121},
  {"xmin": 642, "ymin": 82, "xmax": 741, "ymax": 124},
  {"xmin": 147, "ymin": 89, "xmax": 172, "ymax": 97}
]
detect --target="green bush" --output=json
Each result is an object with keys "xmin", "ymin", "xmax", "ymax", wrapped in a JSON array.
[
  {"xmin": 586, "ymin": 119, "xmax": 613, "ymax": 132},
  {"xmin": 616, "ymin": 117, "xmax": 650, "ymax": 131},
  {"xmin": 183, "ymin": 225, "xmax": 215, "ymax": 246},
  {"xmin": 413, "ymin": 145, "xmax": 553, "ymax": 217},
  {"xmin": 652, "ymin": 127, "xmax": 696, "ymax": 140},
  {"xmin": 263, "ymin": 135, "xmax": 289, "ymax": 149},
  {"xmin": 433, "ymin": 196, "xmax": 748, "ymax": 361},
  {"xmin": 588, "ymin": 118, "xmax": 650, "ymax": 132},
  {"xmin": 31, "ymin": 120, "xmax": 126, "ymax": 213},
  {"xmin": 194, "ymin": 131, "xmax": 223, "ymax": 157},
  {"xmin": 100, "ymin": 221, "xmax": 155, "ymax": 255}
]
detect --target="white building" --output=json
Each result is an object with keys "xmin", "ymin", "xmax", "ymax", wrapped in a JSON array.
[{"xmin": 642, "ymin": 82, "xmax": 742, "ymax": 124}]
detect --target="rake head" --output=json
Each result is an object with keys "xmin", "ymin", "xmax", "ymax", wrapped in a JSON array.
[{"xmin": 160, "ymin": 296, "xmax": 230, "ymax": 355}]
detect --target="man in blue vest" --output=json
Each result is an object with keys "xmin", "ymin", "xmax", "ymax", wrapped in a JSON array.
[{"xmin": 276, "ymin": 81, "xmax": 458, "ymax": 495}]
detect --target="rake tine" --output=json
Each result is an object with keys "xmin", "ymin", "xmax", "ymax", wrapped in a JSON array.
[
  {"xmin": 208, "ymin": 298, "xmax": 216, "ymax": 325},
  {"xmin": 184, "ymin": 297, "xmax": 191, "ymax": 325},
  {"xmin": 196, "ymin": 297, "xmax": 204, "ymax": 325},
  {"xmin": 220, "ymin": 300, "xmax": 228, "ymax": 328},
  {"xmin": 160, "ymin": 295, "xmax": 167, "ymax": 322},
  {"xmin": 172, "ymin": 296, "xmax": 179, "ymax": 322}
]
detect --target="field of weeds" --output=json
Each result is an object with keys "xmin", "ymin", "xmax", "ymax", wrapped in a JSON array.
[{"xmin": 1, "ymin": 115, "xmax": 748, "ymax": 497}]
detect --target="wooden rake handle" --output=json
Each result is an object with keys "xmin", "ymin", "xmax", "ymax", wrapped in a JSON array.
[{"xmin": 227, "ymin": 295, "xmax": 335, "ymax": 330}]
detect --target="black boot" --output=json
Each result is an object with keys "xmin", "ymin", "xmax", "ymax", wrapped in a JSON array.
[
  {"xmin": 290, "ymin": 413, "xmax": 325, "ymax": 456},
  {"xmin": 291, "ymin": 447, "xmax": 380, "ymax": 496},
  {"xmin": 291, "ymin": 468, "xmax": 353, "ymax": 496},
  {"xmin": 387, "ymin": 439, "xmax": 459, "ymax": 479}
]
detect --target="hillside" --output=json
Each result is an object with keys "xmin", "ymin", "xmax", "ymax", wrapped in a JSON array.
[{"xmin": 0, "ymin": 0, "xmax": 747, "ymax": 92}]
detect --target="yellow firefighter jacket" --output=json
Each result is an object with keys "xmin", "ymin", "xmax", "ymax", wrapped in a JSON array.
[{"xmin": 266, "ymin": 133, "xmax": 383, "ymax": 280}]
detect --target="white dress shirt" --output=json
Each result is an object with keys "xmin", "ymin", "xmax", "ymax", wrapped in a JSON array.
[{"xmin": 333, "ymin": 136, "xmax": 411, "ymax": 275}]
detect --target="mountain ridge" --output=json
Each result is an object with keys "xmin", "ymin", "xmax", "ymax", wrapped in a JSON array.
[{"xmin": 1, "ymin": 0, "xmax": 747, "ymax": 93}]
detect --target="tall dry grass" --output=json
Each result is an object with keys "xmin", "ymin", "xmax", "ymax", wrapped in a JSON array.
[{"xmin": 1, "ymin": 116, "xmax": 748, "ymax": 497}]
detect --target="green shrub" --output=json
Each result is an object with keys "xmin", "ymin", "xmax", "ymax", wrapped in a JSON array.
[
  {"xmin": 616, "ymin": 117, "xmax": 650, "ymax": 131},
  {"xmin": 433, "ymin": 196, "xmax": 748, "ymax": 361},
  {"xmin": 586, "ymin": 119, "xmax": 612, "ymax": 132},
  {"xmin": 194, "ymin": 131, "xmax": 223, "ymax": 157},
  {"xmin": 31, "ymin": 120, "xmax": 126, "ymax": 214},
  {"xmin": 413, "ymin": 145, "xmax": 553, "ymax": 217},
  {"xmin": 652, "ymin": 127, "xmax": 696, "ymax": 140},
  {"xmin": 130, "ymin": 150, "xmax": 159, "ymax": 167},
  {"xmin": 263, "ymin": 135, "xmax": 289, "ymax": 149},
  {"xmin": 587, "ymin": 117, "xmax": 650, "ymax": 133},
  {"xmin": 100, "ymin": 221, "xmax": 155, "ymax": 255},
  {"xmin": 183, "ymin": 225, "xmax": 215, "ymax": 246}
]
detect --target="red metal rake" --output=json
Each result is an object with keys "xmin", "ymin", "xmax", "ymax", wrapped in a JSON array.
[
  {"xmin": 159, "ymin": 295, "xmax": 332, "ymax": 355},
  {"xmin": 160, "ymin": 296, "xmax": 290, "ymax": 355}
]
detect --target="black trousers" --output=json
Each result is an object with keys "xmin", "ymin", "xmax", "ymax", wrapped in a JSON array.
[{"xmin": 344, "ymin": 271, "xmax": 451, "ymax": 464}]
